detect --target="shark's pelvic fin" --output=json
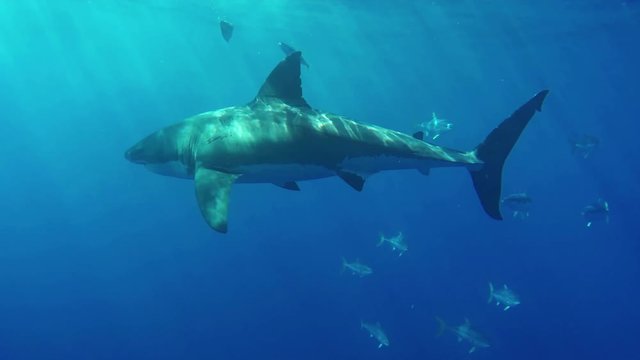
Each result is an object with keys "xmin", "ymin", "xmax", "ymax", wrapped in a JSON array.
[
  {"xmin": 194, "ymin": 167, "xmax": 239, "ymax": 233},
  {"xmin": 275, "ymin": 181, "xmax": 301, "ymax": 191},
  {"xmin": 469, "ymin": 90, "xmax": 549, "ymax": 220},
  {"xmin": 337, "ymin": 170, "xmax": 365, "ymax": 191},
  {"xmin": 254, "ymin": 51, "xmax": 310, "ymax": 108}
]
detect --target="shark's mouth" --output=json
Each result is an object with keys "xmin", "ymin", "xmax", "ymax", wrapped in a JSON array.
[{"xmin": 144, "ymin": 161, "xmax": 192, "ymax": 179}]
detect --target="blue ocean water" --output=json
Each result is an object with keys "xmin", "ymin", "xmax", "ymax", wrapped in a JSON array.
[{"xmin": 1, "ymin": 0, "xmax": 639, "ymax": 359}]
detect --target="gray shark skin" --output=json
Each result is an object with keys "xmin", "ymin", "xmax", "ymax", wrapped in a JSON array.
[{"xmin": 125, "ymin": 52, "xmax": 549, "ymax": 233}]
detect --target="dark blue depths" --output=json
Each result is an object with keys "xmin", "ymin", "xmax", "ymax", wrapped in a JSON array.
[{"xmin": 0, "ymin": 1, "xmax": 639, "ymax": 359}]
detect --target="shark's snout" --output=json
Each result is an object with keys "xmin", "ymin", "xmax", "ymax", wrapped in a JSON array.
[{"xmin": 124, "ymin": 145, "xmax": 146, "ymax": 164}]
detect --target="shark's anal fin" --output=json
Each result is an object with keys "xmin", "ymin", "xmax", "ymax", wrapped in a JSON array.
[
  {"xmin": 254, "ymin": 51, "xmax": 310, "ymax": 108},
  {"xmin": 337, "ymin": 170, "xmax": 365, "ymax": 191},
  {"xmin": 274, "ymin": 181, "xmax": 300, "ymax": 191},
  {"xmin": 417, "ymin": 167, "xmax": 430, "ymax": 176},
  {"xmin": 194, "ymin": 167, "xmax": 239, "ymax": 233}
]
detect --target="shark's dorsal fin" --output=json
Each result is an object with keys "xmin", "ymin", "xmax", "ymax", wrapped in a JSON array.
[
  {"xmin": 255, "ymin": 51, "xmax": 310, "ymax": 108},
  {"xmin": 412, "ymin": 131, "xmax": 425, "ymax": 141}
]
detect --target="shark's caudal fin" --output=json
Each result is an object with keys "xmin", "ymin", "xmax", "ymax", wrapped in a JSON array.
[
  {"xmin": 435, "ymin": 316, "xmax": 447, "ymax": 337},
  {"xmin": 470, "ymin": 90, "xmax": 549, "ymax": 220}
]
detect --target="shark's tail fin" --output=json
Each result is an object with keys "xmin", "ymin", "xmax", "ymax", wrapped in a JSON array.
[
  {"xmin": 435, "ymin": 316, "xmax": 447, "ymax": 337},
  {"xmin": 488, "ymin": 282, "xmax": 494, "ymax": 303},
  {"xmin": 469, "ymin": 90, "xmax": 549, "ymax": 220}
]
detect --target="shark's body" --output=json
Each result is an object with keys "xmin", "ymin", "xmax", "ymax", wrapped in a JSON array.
[
  {"xmin": 125, "ymin": 52, "xmax": 549, "ymax": 233},
  {"xmin": 361, "ymin": 321, "xmax": 389, "ymax": 348},
  {"xmin": 436, "ymin": 317, "xmax": 490, "ymax": 354},
  {"xmin": 488, "ymin": 282, "xmax": 521, "ymax": 311}
]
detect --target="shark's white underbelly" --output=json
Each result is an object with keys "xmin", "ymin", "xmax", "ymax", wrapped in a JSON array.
[
  {"xmin": 235, "ymin": 163, "xmax": 334, "ymax": 183},
  {"xmin": 233, "ymin": 155, "xmax": 436, "ymax": 183}
]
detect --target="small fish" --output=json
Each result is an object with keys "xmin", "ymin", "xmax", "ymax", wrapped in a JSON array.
[
  {"xmin": 278, "ymin": 42, "xmax": 309, "ymax": 68},
  {"xmin": 361, "ymin": 321, "xmax": 389, "ymax": 348},
  {"xmin": 341, "ymin": 258, "xmax": 373, "ymax": 277},
  {"xmin": 569, "ymin": 134, "xmax": 599, "ymax": 159},
  {"xmin": 501, "ymin": 192, "xmax": 532, "ymax": 219},
  {"xmin": 436, "ymin": 317, "xmax": 490, "ymax": 354},
  {"xmin": 488, "ymin": 282, "xmax": 521, "ymax": 311},
  {"xmin": 377, "ymin": 231, "xmax": 407, "ymax": 256},
  {"xmin": 582, "ymin": 198, "xmax": 609, "ymax": 227},
  {"xmin": 417, "ymin": 112, "xmax": 453, "ymax": 141},
  {"xmin": 219, "ymin": 20, "xmax": 234, "ymax": 42}
]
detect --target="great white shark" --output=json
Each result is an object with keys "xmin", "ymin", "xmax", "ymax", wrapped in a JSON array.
[{"xmin": 125, "ymin": 52, "xmax": 549, "ymax": 233}]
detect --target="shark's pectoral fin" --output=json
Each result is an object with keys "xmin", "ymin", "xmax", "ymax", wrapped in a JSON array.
[
  {"xmin": 469, "ymin": 346, "xmax": 476, "ymax": 354},
  {"xmin": 337, "ymin": 170, "xmax": 365, "ymax": 191},
  {"xmin": 274, "ymin": 181, "xmax": 300, "ymax": 191},
  {"xmin": 194, "ymin": 167, "xmax": 240, "ymax": 233}
]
